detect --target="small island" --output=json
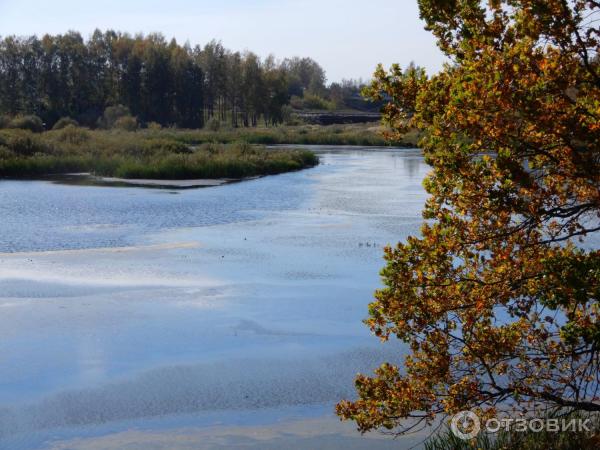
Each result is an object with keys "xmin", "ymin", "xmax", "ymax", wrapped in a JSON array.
[{"xmin": 0, "ymin": 125, "xmax": 320, "ymax": 182}]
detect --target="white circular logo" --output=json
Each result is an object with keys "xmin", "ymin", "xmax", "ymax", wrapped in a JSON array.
[{"xmin": 450, "ymin": 411, "xmax": 481, "ymax": 440}]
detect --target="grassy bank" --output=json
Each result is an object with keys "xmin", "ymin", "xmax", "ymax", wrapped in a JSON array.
[
  {"xmin": 141, "ymin": 123, "xmax": 421, "ymax": 147},
  {"xmin": 0, "ymin": 127, "xmax": 319, "ymax": 179}
]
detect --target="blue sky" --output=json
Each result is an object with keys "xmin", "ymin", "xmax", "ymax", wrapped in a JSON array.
[{"xmin": 0, "ymin": 0, "xmax": 446, "ymax": 82}]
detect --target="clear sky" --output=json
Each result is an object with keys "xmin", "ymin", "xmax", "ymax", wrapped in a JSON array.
[{"xmin": 0, "ymin": 0, "xmax": 446, "ymax": 82}]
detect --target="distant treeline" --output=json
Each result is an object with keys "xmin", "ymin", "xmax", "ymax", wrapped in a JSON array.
[{"xmin": 0, "ymin": 30, "xmax": 370, "ymax": 129}]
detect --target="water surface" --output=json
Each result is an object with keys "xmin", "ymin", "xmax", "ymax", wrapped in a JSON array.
[{"xmin": 0, "ymin": 147, "xmax": 430, "ymax": 449}]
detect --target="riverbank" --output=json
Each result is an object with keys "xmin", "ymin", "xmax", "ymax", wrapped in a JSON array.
[{"xmin": 0, "ymin": 127, "xmax": 319, "ymax": 179}]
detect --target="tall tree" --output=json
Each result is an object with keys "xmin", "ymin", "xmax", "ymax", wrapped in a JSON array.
[
  {"xmin": 226, "ymin": 51, "xmax": 243, "ymax": 127},
  {"xmin": 263, "ymin": 55, "xmax": 289, "ymax": 126},
  {"xmin": 0, "ymin": 31, "xmax": 332, "ymax": 129},
  {"xmin": 119, "ymin": 35, "xmax": 143, "ymax": 118},
  {"xmin": 198, "ymin": 40, "xmax": 227, "ymax": 121},
  {"xmin": 241, "ymin": 52, "xmax": 264, "ymax": 127},
  {"xmin": 170, "ymin": 42, "xmax": 204, "ymax": 128},
  {"xmin": 0, "ymin": 37, "xmax": 25, "ymax": 115},
  {"xmin": 139, "ymin": 34, "xmax": 171, "ymax": 124},
  {"xmin": 19, "ymin": 37, "xmax": 43, "ymax": 116}
]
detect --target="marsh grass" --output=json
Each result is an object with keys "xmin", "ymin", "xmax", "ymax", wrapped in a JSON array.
[
  {"xmin": 0, "ymin": 127, "xmax": 318, "ymax": 179},
  {"xmin": 143, "ymin": 123, "xmax": 421, "ymax": 147}
]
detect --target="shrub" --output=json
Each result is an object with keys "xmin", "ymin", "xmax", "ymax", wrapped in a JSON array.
[
  {"xmin": 205, "ymin": 116, "xmax": 221, "ymax": 131},
  {"xmin": 147, "ymin": 121, "xmax": 162, "ymax": 130},
  {"xmin": 0, "ymin": 144, "xmax": 14, "ymax": 159},
  {"xmin": 288, "ymin": 94, "xmax": 336, "ymax": 111},
  {"xmin": 302, "ymin": 93, "xmax": 335, "ymax": 111},
  {"xmin": 51, "ymin": 125, "xmax": 91, "ymax": 145},
  {"xmin": 8, "ymin": 115, "xmax": 44, "ymax": 133},
  {"xmin": 99, "ymin": 105, "xmax": 131, "ymax": 129},
  {"xmin": 0, "ymin": 129, "xmax": 45, "ymax": 156},
  {"xmin": 144, "ymin": 138, "xmax": 190, "ymax": 154},
  {"xmin": 52, "ymin": 117, "xmax": 79, "ymax": 130},
  {"xmin": 113, "ymin": 116, "xmax": 138, "ymax": 131}
]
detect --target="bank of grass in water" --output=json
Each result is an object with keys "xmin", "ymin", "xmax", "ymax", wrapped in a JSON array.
[{"xmin": 0, "ymin": 127, "xmax": 319, "ymax": 179}]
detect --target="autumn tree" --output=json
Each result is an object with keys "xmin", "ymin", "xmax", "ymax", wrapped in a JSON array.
[{"xmin": 337, "ymin": 0, "xmax": 600, "ymax": 435}]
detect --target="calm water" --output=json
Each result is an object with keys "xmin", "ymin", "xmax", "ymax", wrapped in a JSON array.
[{"xmin": 0, "ymin": 147, "xmax": 430, "ymax": 449}]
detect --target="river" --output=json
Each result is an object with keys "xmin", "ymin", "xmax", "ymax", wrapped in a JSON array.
[{"xmin": 0, "ymin": 146, "xmax": 430, "ymax": 449}]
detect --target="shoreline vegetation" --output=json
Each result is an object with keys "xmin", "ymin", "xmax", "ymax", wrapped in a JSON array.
[
  {"xmin": 0, "ymin": 126, "xmax": 319, "ymax": 180},
  {"xmin": 0, "ymin": 123, "xmax": 419, "ymax": 181},
  {"xmin": 0, "ymin": 32, "xmax": 382, "ymax": 131},
  {"xmin": 147, "ymin": 122, "xmax": 418, "ymax": 147},
  {"xmin": 0, "ymin": 31, "xmax": 420, "ymax": 183}
]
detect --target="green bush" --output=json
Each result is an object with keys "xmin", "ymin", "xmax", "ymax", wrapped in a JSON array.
[
  {"xmin": 301, "ymin": 93, "xmax": 336, "ymax": 111},
  {"xmin": 114, "ymin": 116, "xmax": 138, "ymax": 131},
  {"xmin": 143, "ymin": 138, "xmax": 190, "ymax": 154},
  {"xmin": 8, "ymin": 115, "xmax": 44, "ymax": 132},
  {"xmin": 0, "ymin": 144, "xmax": 14, "ymax": 159},
  {"xmin": 147, "ymin": 121, "xmax": 162, "ymax": 130},
  {"xmin": 0, "ymin": 129, "xmax": 46, "ymax": 156},
  {"xmin": 50, "ymin": 125, "xmax": 91, "ymax": 145},
  {"xmin": 98, "ymin": 105, "xmax": 131, "ymax": 129},
  {"xmin": 52, "ymin": 117, "xmax": 79, "ymax": 130}
]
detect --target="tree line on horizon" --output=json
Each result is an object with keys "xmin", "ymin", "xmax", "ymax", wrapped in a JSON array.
[{"xmin": 0, "ymin": 30, "xmax": 367, "ymax": 130}]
